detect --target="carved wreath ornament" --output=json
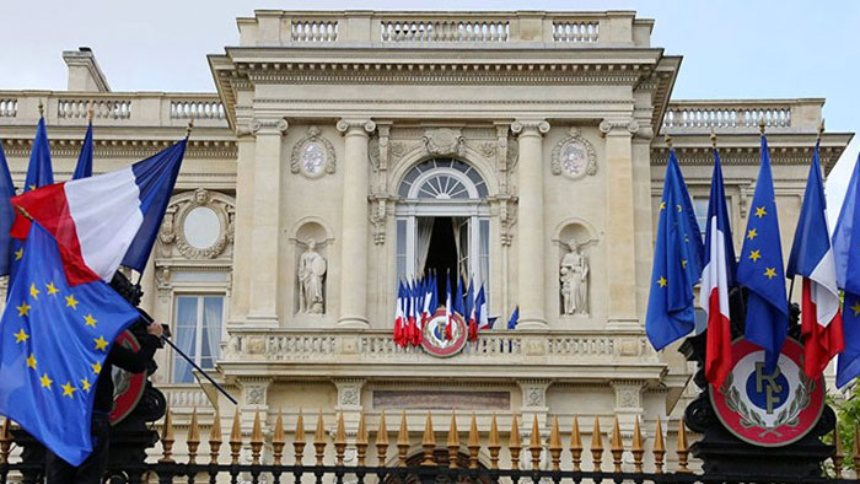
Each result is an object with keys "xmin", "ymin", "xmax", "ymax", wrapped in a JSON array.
[
  {"xmin": 291, "ymin": 126, "xmax": 336, "ymax": 179},
  {"xmin": 159, "ymin": 188, "xmax": 234, "ymax": 260},
  {"xmin": 551, "ymin": 127, "xmax": 597, "ymax": 180},
  {"xmin": 723, "ymin": 369, "xmax": 812, "ymax": 431}
]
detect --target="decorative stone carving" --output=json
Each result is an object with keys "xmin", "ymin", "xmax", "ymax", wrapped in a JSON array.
[
  {"xmin": 250, "ymin": 117, "xmax": 289, "ymax": 136},
  {"xmin": 389, "ymin": 141, "xmax": 408, "ymax": 163},
  {"xmin": 560, "ymin": 238, "xmax": 595, "ymax": 316},
  {"xmin": 165, "ymin": 188, "xmax": 233, "ymax": 260},
  {"xmin": 517, "ymin": 380, "xmax": 551, "ymax": 410},
  {"xmin": 369, "ymin": 196, "xmax": 389, "ymax": 245},
  {"xmin": 336, "ymin": 119, "xmax": 377, "ymax": 136},
  {"xmin": 241, "ymin": 379, "xmax": 272, "ymax": 407},
  {"xmin": 422, "ymin": 128, "xmax": 464, "ymax": 157},
  {"xmin": 298, "ymin": 238, "xmax": 327, "ymax": 314},
  {"xmin": 157, "ymin": 206, "xmax": 178, "ymax": 257},
  {"xmin": 333, "ymin": 379, "xmax": 366, "ymax": 409},
  {"xmin": 479, "ymin": 141, "xmax": 496, "ymax": 159},
  {"xmin": 511, "ymin": 120, "xmax": 551, "ymax": 136},
  {"xmin": 599, "ymin": 118, "xmax": 639, "ymax": 136},
  {"xmin": 551, "ymin": 127, "xmax": 597, "ymax": 179},
  {"xmin": 291, "ymin": 126, "xmax": 337, "ymax": 178},
  {"xmin": 611, "ymin": 381, "xmax": 644, "ymax": 410}
]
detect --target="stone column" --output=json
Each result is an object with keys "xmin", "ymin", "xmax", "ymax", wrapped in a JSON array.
[
  {"xmin": 600, "ymin": 118, "xmax": 640, "ymax": 327},
  {"xmin": 511, "ymin": 120, "xmax": 550, "ymax": 329},
  {"xmin": 336, "ymin": 119, "xmax": 376, "ymax": 328},
  {"xmin": 247, "ymin": 117, "xmax": 289, "ymax": 328}
]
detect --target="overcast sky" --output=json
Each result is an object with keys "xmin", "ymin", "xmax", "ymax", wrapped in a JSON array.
[{"xmin": 1, "ymin": 0, "xmax": 858, "ymax": 220}]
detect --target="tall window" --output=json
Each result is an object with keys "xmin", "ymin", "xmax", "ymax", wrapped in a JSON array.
[
  {"xmin": 173, "ymin": 295, "xmax": 223, "ymax": 383},
  {"xmin": 693, "ymin": 197, "xmax": 732, "ymax": 238}
]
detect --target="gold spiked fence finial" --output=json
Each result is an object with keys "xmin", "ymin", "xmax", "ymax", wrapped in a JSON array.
[
  {"xmin": 591, "ymin": 416, "xmax": 604, "ymax": 472},
  {"xmin": 529, "ymin": 415, "xmax": 542, "ymax": 471},
  {"xmin": 397, "ymin": 411, "xmax": 410, "ymax": 467},
  {"xmin": 421, "ymin": 412, "xmax": 437, "ymax": 466},
  {"xmin": 356, "ymin": 412, "xmax": 369, "ymax": 467},
  {"xmin": 272, "ymin": 409, "xmax": 286, "ymax": 466},
  {"xmin": 676, "ymin": 417, "xmax": 691, "ymax": 474},
  {"xmin": 313, "ymin": 410, "xmax": 326, "ymax": 466},
  {"xmin": 833, "ymin": 426, "xmax": 844, "ymax": 478},
  {"xmin": 664, "ymin": 134, "xmax": 672, "ymax": 150},
  {"xmin": 610, "ymin": 417, "xmax": 623, "ymax": 473},
  {"xmin": 467, "ymin": 413, "xmax": 480, "ymax": 470},
  {"xmin": 335, "ymin": 412, "xmax": 347, "ymax": 466},
  {"xmin": 509, "ymin": 415, "xmax": 522, "ymax": 470},
  {"xmin": 447, "ymin": 411, "xmax": 459, "ymax": 469},
  {"xmin": 0, "ymin": 418, "xmax": 12, "ymax": 465},
  {"xmin": 376, "ymin": 411, "xmax": 390, "ymax": 466},
  {"xmin": 159, "ymin": 407, "xmax": 175, "ymax": 464},
  {"xmin": 229, "ymin": 409, "xmax": 243, "ymax": 465},
  {"xmin": 294, "ymin": 409, "xmax": 306, "ymax": 465},
  {"xmin": 759, "ymin": 117, "xmax": 766, "ymax": 135},
  {"xmin": 251, "ymin": 411, "xmax": 264, "ymax": 465},
  {"xmin": 548, "ymin": 416, "xmax": 562, "ymax": 472},
  {"xmin": 570, "ymin": 416, "xmax": 583, "ymax": 472},
  {"xmin": 632, "ymin": 416, "xmax": 644, "ymax": 473},
  {"xmin": 653, "ymin": 417, "xmax": 665, "ymax": 474},
  {"xmin": 187, "ymin": 408, "xmax": 201, "ymax": 465},
  {"xmin": 209, "ymin": 407, "xmax": 223, "ymax": 465},
  {"xmin": 86, "ymin": 102, "xmax": 94, "ymax": 122},
  {"xmin": 488, "ymin": 414, "xmax": 501, "ymax": 470}
]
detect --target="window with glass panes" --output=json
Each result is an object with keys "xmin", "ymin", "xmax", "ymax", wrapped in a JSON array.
[{"xmin": 172, "ymin": 295, "xmax": 224, "ymax": 383}]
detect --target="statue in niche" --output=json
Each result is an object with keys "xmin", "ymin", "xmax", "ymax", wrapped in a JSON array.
[
  {"xmin": 298, "ymin": 239, "xmax": 327, "ymax": 314},
  {"xmin": 560, "ymin": 239, "xmax": 593, "ymax": 315}
]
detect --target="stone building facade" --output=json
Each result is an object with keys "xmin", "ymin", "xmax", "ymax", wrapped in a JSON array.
[{"xmin": 0, "ymin": 10, "xmax": 852, "ymax": 469}]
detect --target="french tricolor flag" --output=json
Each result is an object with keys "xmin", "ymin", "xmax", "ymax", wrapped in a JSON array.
[
  {"xmin": 10, "ymin": 139, "xmax": 187, "ymax": 285},
  {"xmin": 699, "ymin": 148, "xmax": 737, "ymax": 389},
  {"xmin": 787, "ymin": 141, "xmax": 843, "ymax": 377}
]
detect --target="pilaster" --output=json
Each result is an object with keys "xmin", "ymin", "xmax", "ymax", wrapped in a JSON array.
[
  {"xmin": 511, "ymin": 119, "xmax": 550, "ymax": 329},
  {"xmin": 336, "ymin": 118, "xmax": 376, "ymax": 328},
  {"xmin": 611, "ymin": 379, "xmax": 646, "ymax": 438},
  {"xmin": 247, "ymin": 117, "xmax": 288, "ymax": 328},
  {"xmin": 599, "ymin": 118, "xmax": 640, "ymax": 329}
]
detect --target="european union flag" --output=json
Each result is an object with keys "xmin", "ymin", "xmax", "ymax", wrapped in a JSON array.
[
  {"xmin": 737, "ymin": 135, "xmax": 788, "ymax": 372},
  {"xmin": 646, "ymin": 149, "xmax": 704, "ymax": 350},
  {"xmin": 833, "ymin": 153, "xmax": 860, "ymax": 387},
  {"xmin": 0, "ymin": 140, "xmax": 14, "ymax": 276},
  {"xmin": 0, "ymin": 222, "xmax": 138, "ymax": 465}
]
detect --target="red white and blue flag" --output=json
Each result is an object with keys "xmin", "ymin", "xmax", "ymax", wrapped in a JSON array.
[
  {"xmin": 393, "ymin": 282, "xmax": 406, "ymax": 346},
  {"xmin": 699, "ymin": 148, "xmax": 737, "ymax": 389},
  {"xmin": 787, "ymin": 141, "xmax": 843, "ymax": 377},
  {"xmin": 10, "ymin": 139, "xmax": 187, "ymax": 285}
]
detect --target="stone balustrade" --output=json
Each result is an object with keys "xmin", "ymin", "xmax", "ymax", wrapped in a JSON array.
[
  {"xmin": 0, "ymin": 92, "xmax": 228, "ymax": 129},
  {"xmin": 160, "ymin": 384, "xmax": 215, "ymax": 410},
  {"xmin": 219, "ymin": 329, "xmax": 659, "ymax": 378},
  {"xmin": 661, "ymin": 99, "xmax": 825, "ymax": 134},
  {"xmin": 238, "ymin": 11, "xmax": 651, "ymax": 47}
]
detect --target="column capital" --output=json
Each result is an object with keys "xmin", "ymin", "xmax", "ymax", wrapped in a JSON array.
[
  {"xmin": 599, "ymin": 118, "xmax": 639, "ymax": 137},
  {"xmin": 249, "ymin": 117, "xmax": 289, "ymax": 136},
  {"xmin": 337, "ymin": 118, "xmax": 376, "ymax": 136},
  {"xmin": 511, "ymin": 119, "xmax": 550, "ymax": 136}
]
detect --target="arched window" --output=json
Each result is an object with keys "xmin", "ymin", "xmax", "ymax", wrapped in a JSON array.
[{"xmin": 395, "ymin": 159, "xmax": 490, "ymax": 298}]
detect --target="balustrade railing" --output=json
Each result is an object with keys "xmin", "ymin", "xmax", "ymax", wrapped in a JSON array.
[
  {"xmin": 170, "ymin": 100, "xmax": 225, "ymax": 120},
  {"xmin": 58, "ymin": 98, "xmax": 132, "ymax": 120},
  {"xmin": 661, "ymin": 100, "xmax": 824, "ymax": 133},
  {"xmin": 552, "ymin": 21, "xmax": 600, "ymax": 43},
  {"xmin": 0, "ymin": 99, "xmax": 17, "ymax": 118},
  {"xmin": 380, "ymin": 20, "xmax": 510, "ymax": 43},
  {"xmin": 291, "ymin": 19, "xmax": 339, "ymax": 42}
]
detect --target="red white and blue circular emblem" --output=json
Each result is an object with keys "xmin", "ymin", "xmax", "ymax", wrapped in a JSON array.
[
  {"xmin": 710, "ymin": 338, "xmax": 824, "ymax": 447},
  {"xmin": 110, "ymin": 330, "xmax": 147, "ymax": 425},
  {"xmin": 421, "ymin": 309, "xmax": 468, "ymax": 358}
]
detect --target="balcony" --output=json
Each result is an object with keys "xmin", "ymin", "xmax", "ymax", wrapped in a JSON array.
[
  {"xmin": 661, "ymin": 99, "xmax": 825, "ymax": 135},
  {"xmin": 237, "ymin": 11, "xmax": 653, "ymax": 48}
]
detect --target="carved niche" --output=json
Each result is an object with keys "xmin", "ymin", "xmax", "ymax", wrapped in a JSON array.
[
  {"xmin": 157, "ymin": 188, "xmax": 235, "ymax": 260},
  {"xmin": 551, "ymin": 127, "xmax": 597, "ymax": 179},
  {"xmin": 291, "ymin": 126, "xmax": 337, "ymax": 179},
  {"xmin": 423, "ymin": 128, "xmax": 465, "ymax": 157}
]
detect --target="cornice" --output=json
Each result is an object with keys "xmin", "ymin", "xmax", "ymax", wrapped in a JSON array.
[
  {"xmin": 650, "ymin": 145, "xmax": 843, "ymax": 169},
  {"xmin": 1, "ymin": 138, "xmax": 237, "ymax": 160}
]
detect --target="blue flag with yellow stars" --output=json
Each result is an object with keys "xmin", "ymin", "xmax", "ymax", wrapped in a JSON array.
[
  {"xmin": 0, "ymin": 222, "xmax": 138, "ymax": 466},
  {"xmin": 646, "ymin": 149, "xmax": 704, "ymax": 350},
  {"xmin": 0, "ymin": 140, "xmax": 14, "ymax": 277},
  {"xmin": 737, "ymin": 135, "xmax": 788, "ymax": 372},
  {"xmin": 833, "ymin": 153, "xmax": 860, "ymax": 387}
]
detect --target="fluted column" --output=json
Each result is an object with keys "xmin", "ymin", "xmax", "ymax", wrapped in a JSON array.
[
  {"xmin": 511, "ymin": 119, "xmax": 550, "ymax": 329},
  {"xmin": 336, "ymin": 118, "xmax": 376, "ymax": 328},
  {"xmin": 247, "ymin": 117, "xmax": 289, "ymax": 328},
  {"xmin": 600, "ymin": 118, "xmax": 639, "ymax": 327}
]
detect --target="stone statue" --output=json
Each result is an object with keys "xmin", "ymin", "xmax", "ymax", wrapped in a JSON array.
[
  {"xmin": 560, "ymin": 239, "xmax": 591, "ymax": 315},
  {"xmin": 298, "ymin": 239, "xmax": 327, "ymax": 314}
]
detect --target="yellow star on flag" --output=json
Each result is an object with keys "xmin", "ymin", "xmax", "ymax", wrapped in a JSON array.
[
  {"xmin": 40, "ymin": 373, "xmax": 53, "ymax": 389},
  {"xmin": 747, "ymin": 228, "xmax": 758, "ymax": 240},
  {"xmin": 28, "ymin": 184, "xmax": 35, "ymax": 191},
  {"xmin": 45, "ymin": 282, "xmax": 59, "ymax": 296},
  {"xmin": 681, "ymin": 259, "xmax": 688, "ymax": 269},
  {"xmin": 676, "ymin": 204, "xmax": 683, "ymax": 212},
  {"xmin": 764, "ymin": 267, "xmax": 777, "ymax": 279},
  {"xmin": 61, "ymin": 382, "xmax": 76, "ymax": 398},
  {"xmin": 14, "ymin": 328, "xmax": 29, "ymax": 344},
  {"xmin": 26, "ymin": 353, "xmax": 37, "ymax": 370},
  {"xmin": 755, "ymin": 206, "xmax": 767, "ymax": 218},
  {"xmin": 29, "ymin": 283, "xmax": 40, "ymax": 300},
  {"xmin": 80, "ymin": 378, "xmax": 92, "ymax": 393},
  {"xmin": 94, "ymin": 336, "xmax": 109, "ymax": 352},
  {"xmin": 657, "ymin": 276, "xmax": 668, "ymax": 288},
  {"xmin": 84, "ymin": 314, "xmax": 97, "ymax": 328},
  {"xmin": 14, "ymin": 248, "xmax": 23, "ymax": 261},
  {"xmin": 16, "ymin": 302, "xmax": 31, "ymax": 317},
  {"xmin": 851, "ymin": 301, "xmax": 860, "ymax": 316},
  {"xmin": 749, "ymin": 250, "xmax": 762, "ymax": 262},
  {"xmin": 660, "ymin": 201, "xmax": 666, "ymax": 211},
  {"xmin": 65, "ymin": 294, "xmax": 79, "ymax": 310},
  {"xmin": 91, "ymin": 361, "xmax": 102, "ymax": 375}
]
